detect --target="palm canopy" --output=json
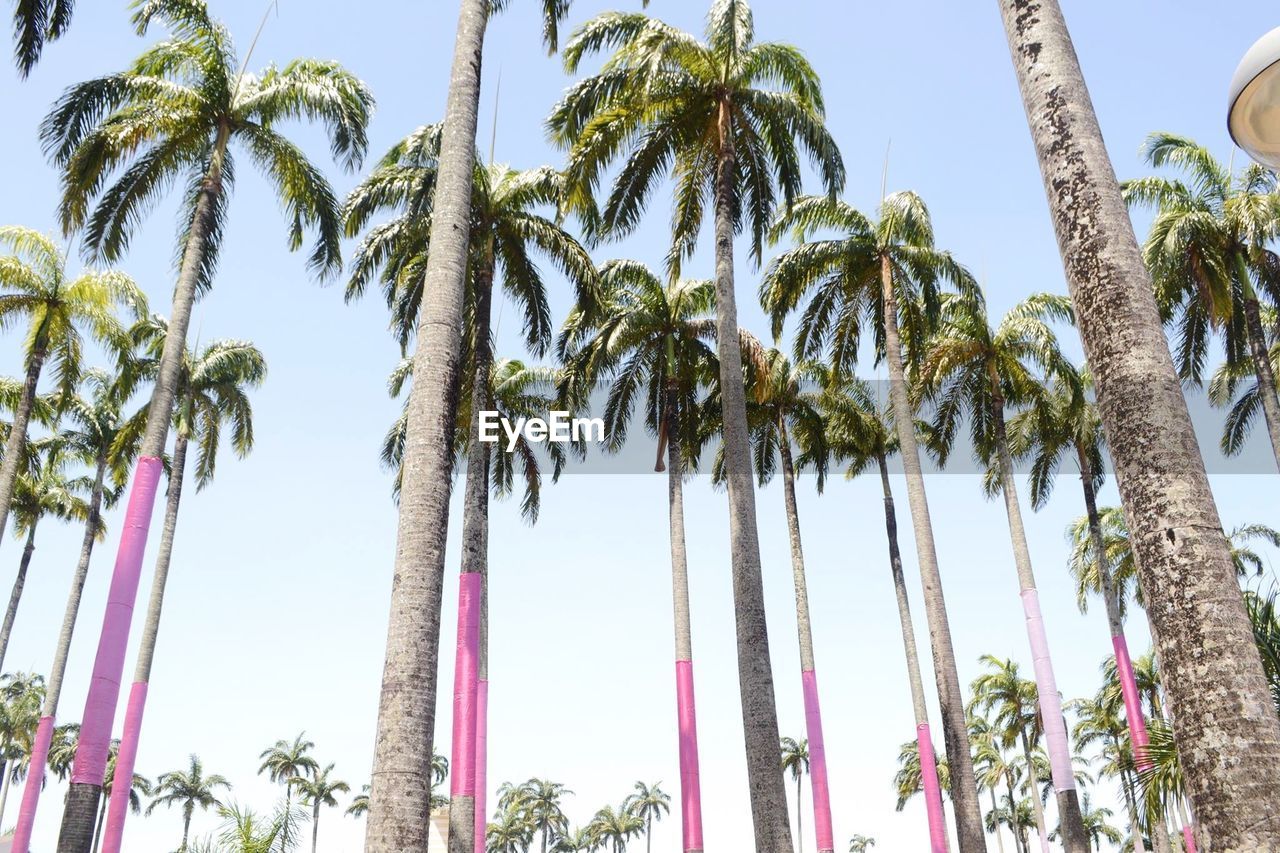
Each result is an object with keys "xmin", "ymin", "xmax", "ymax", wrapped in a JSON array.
[
  {"xmin": 10, "ymin": 439, "xmax": 91, "ymax": 536},
  {"xmin": 41, "ymin": 0, "xmax": 373, "ymax": 288},
  {"xmin": 258, "ymin": 733, "xmax": 318, "ymax": 789},
  {"xmin": 728, "ymin": 347, "xmax": 830, "ymax": 489},
  {"xmin": 892, "ymin": 737, "xmax": 950, "ymax": 812},
  {"xmin": 146, "ymin": 753, "xmax": 230, "ymax": 820},
  {"xmin": 761, "ymin": 191, "xmax": 973, "ymax": 375},
  {"xmin": 968, "ymin": 655, "xmax": 1042, "ymax": 752},
  {"xmin": 779, "ymin": 735, "xmax": 809, "ymax": 780},
  {"xmin": 548, "ymin": 0, "xmax": 844, "ymax": 276},
  {"xmin": 291, "ymin": 762, "xmax": 350, "ymax": 809},
  {"xmin": 1208, "ymin": 322, "xmax": 1280, "ymax": 456},
  {"xmin": 622, "ymin": 780, "xmax": 670, "ymax": 826},
  {"xmin": 55, "ymin": 365, "xmax": 146, "ymax": 506},
  {"xmin": 812, "ymin": 373, "xmax": 898, "ymax": 484},
  {"xmin": 343, "ymin": 124, "xmax": 595, "ymax": 353},
  {"xmin": 1121, "ymin": 132, "xmax": 1280, "ymax": 380},
  {"xmin": 587, "ymin": 803, "xmax": 644, "ymax": 851},
  {"xmin": 11, "ymin": 0, "xmax": 74, "ymax": 76},
  {"xmin": 0, "ymin": 226, "xmax": 145, "ymax": 399}
]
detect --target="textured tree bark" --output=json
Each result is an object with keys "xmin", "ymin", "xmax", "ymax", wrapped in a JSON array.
[
  {"xmin": 0, "ymin": 523, "xmax": 39, "ymax": 671},
  {"xmin": 1241, "ymin": 293, "xmax": 1280, "ymax": 470},
  {"xmin": 712, "ymin": 99, "xmax": 793, "ymax": 853},
  {"xmin": 59, "ymin": 123, "xmax": 227, "ymax": 853},
  {"xmin": 366, "ymin": 2, "xmax": 485, "ymax": 850},
  {"xmin": 879, "ymin": 255, "xmax": 988, "ymax": 852},
  {"xmin": 1018, "ymin": 731, "xmax": 1049, "ymax": 853},
  {"xmin": 0, "ymin": 343, "xmax": 46, "ymax": 548},
  {"xmin": 997, "ymin": 1, "xmax": 1280, "ymax": 847}
]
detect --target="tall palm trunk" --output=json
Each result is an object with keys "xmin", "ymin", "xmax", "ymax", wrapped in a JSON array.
[
  {"xmin": 449, "ymin": 259, "xmax": 495, "ymax": 853},
  {"xmin": 475, "ymin": 596, "xmax": 488, "ymax": 853},
  {"xmin": 59, "ymin": 124, "xmax": 228, "ymax": 853},
  {"xmin": 90, "ymin": 795, "xmax": 106, "ymax": 853},
  {"xmin": 666, "ymin": 391, "xmax": 704, "ymax": 853},
  {"xmin": 1240, "ymin": 286, "xmax": 1280, "ymax": 470},
  {"xmin": 1017, "ymin": 731, "xmax": 1049, "ymax": 853},
  {"xmin": 997, "ymin": 2, "xmax": 1280, "ymax": 846},
  {"xmin": 100, "ymin": 433, "xmax": 188, "ymax": 853},
  {"xmin": 876, "ymin": 453, "xmax": 948, "ymax": 853},
  {"xmin": 777, "ymin": 420, "xmax": 833, "ymax": 853},
  {"xmin": 0, "ymin": 766, "xmax": 11, "ymax": 828},
  {"xmin": 1003, "ymin": 777, "xmax": 1024, "ymax": 853},
  {"xmin": 312, "ymin": 801, "xmax": 321, "ymax": 853},
  {"xmin": 0, "ymin": 341, "xmax": 47, "ymax": 548},
  {"xmin": 182, "ymin": 808, "xmax": 191, "ymax": 850},
  {"xmin": 367, "ymin": 3, "xmax": 485, "ymax": 849},
  {"xmin": 1118, "ymin": 766, "xmax": 1148, "ymax": 853},
  {"xmin": 988, "ymin": 394, "xmax": 1087, "ymax": 851},
  {"xmin": 0, "ymin": 522, "xmax": 39, "ymax": 670},
  {"xmin": 878, "ymin": 254, "xmax": 987, "ymax": 852},
  {"xmin": 712, "ymin": 99, "xmax": 792, "ymax": 853},
  {"xmin": 13, "ymin": 453, "xmax": 107, "ymax": 853},
  {"xmin": 987, "ymin": 788, "xmax": 1006, "ymax": 853}
]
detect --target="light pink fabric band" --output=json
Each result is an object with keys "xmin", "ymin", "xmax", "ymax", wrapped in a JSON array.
[
  {"xmin": 675, "ymin": 660, "xmax": 703, "ymax": 852},
  {"xmin": 450, "ymin": 572, "xmax": 481, "ymax": 797},
  {"xmin": 801, "ymin": 669, "xmax": 834, "ymax": 852},
  {"xmin": 1021, "ymin": 588, "xmax": 1076, "ymax": 792},
  {"xmin": 101, "ymin": 681, "xmax": 148, "ymax": 853},
  {"xmin": 1111, "ymin": 633, "xmax": 1152, "ymax": 770},
  {"xmin": 916, "ymin": 723, "xmax": 948, "ymax": 853},
  {"xmin": 474, "ymin": 678, "xmax": 488, "ymax": 853},
  {"xmin": 11, "ymin": 714, "xmax": 54, "ymax": 853}
]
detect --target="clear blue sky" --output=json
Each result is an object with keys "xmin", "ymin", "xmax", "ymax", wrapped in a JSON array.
[{"xmin": 0, "ymin": 1, "xmax": 1276, "ymax": 851}]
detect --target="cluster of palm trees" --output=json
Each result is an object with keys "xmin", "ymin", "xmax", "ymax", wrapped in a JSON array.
[
  {"xmin": 7, "ymin": 0, "xmax": 1280, "ymax": 852},
  {"xmin": 483, "ymin": 779, "xmax": 667, "ymax": 853}
]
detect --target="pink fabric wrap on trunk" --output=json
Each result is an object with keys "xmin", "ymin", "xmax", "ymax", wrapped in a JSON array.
[
  {"xmin": 1111, "ymin": 633, "xmax": 1152, "ymax": 770},
  {"xmin": 450, "ymin": 572, "xmax": 481, "ymax": 798},
  {"xmin": 675, "ymin": 660, "xmax": 703, "ymax": 852},
  {"xmin": 72, "ymin": 456, "xmax": 162, "ymax": 784},
  {"xmin": 1182, "ymin": 825, "xmax": 1198, "ymax": 853},
  {"xmin": 916, "ymin": 723, "xmax": 948, "ymax": 853},
  {"xmin": 474, "ymin": 678, "xmax": 488, "ymax": 853},
  {"xmin": 801, "ymin": 669, "xmax": 834, "ymax": 852},
  {"xmin": 1020, "ymin": 589, "xmax": 1076, "ymax": 792},
  {"xmin": 101, "ymin": 682, "xmax": 148, "ymax": 853},
  {"xmin": 11, "ymin": 714, "xmax": 54, "ymax": 853}
]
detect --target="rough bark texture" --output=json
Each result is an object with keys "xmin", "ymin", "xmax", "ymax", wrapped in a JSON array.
[
  {"xmin": 1242, "ymin": 296, "xmax": 1280, "ymax": 470},
  {"xmin": 712, "ymin": 100, "xmax": 793, "ymax": 853},
  {"xmin": 998, "ymin": 1, "xmax": 1280, "ymax": 848},
  {"xmin": 0, "ymin": 344, "xmax": 46, "ymax": 548},
  {"xmin": 365, "ymin": 2, "xmax": 485, "ymax": 850},
  {"xmin": 0, "ymin": 524, "xmax": 38, "ymax": 671},
  {"xmin": 59, "ymin": 125, "xmax": 226, "ymax": 853},
  {"xmin": 879, "ymin": 256, "xmax": 988, "ymax": 852}
]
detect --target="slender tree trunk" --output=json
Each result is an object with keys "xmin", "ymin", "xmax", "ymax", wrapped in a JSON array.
[
  {"xmin": 449, "ymin": 255, "xmax": 495, "ymax": 853},
  {"xmin": 1119, "ymin": 767, "xmax": 1148, "ymax": 853},
  {"xmin": 879, "ymin": 254, "xmax": 987, "ymax": 852},
  {"xmin": 0, "ymin": 766, "xmax": 11, "ymax": 828},
  {"xmin": 182, "ymin": 813, "xmax": 190, "ymax": 850},
  {"xmin": 795, "ymin": 774, "xmax": 803, "ymax": 853},
  {"xmin": 777, "ymin": 421, "xmax": 833, "ymax": 853},
  {"xmin": 0, "ymin": 523, "xmax": 39, "ymax": 671},
  {"xmin": 877, "ymin": 453, "xmax": 948, "ymax": 853},
  {"xmin": 100, "ymin": 433, "xmax": 188, "ymax": 853},
  {"xmin": 711, "ymin": 99, "xmax": 792, "ymax": 853},
  {"xmin": 1004, "ymin": 778, "xmax": 1025, "ymax": 853},
  {"xmin": 666, "ymin": 389, "xmax": 704, "ymax": 853},
  {"xmin": 313, "ymin": 802, "xmax": 321, "ymax": 853},
  {"xmin": 59, "ymin": 123, "xmax": 228, "ymax": 853},
  {"xmin": 0, "ymin": 343, "xmax": 47, "ymax": 548},
  {"xmin": 989, "ymin": 788, "xmax": 1006, "ymax": 853},
  {"xmin": 1017, "ymin": 733, "xmax": 1049, "ymax": 853},
  {"xmin": 475, "ymin": 616, "xmax": 488, "ymax": 853},
  {"xmin": 13, "ymin": 453, "xmax": 108, "ymax": 853},
  {"xmin": 367, "ymin": 2, "xmax": 485, "ymax": 849},
  {"xmin": 997, "ymin": 2, "xmax": 1280, "ymax": 846},
  {"xmin": 91, "ymin": 795, "xmax": 105, "ymax": 853},
  {"xmin": 989, "ymin": 396, "xmax": 1087, "ymax": 852},
  {"xmin": 1241, "ymin": 291, "xmax": 1280, "ymax": 471}
]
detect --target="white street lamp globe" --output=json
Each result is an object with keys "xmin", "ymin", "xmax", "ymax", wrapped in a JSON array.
[{"xmin": 1229, "ymin": 26, "xmax": 1280, "ymax": 169}]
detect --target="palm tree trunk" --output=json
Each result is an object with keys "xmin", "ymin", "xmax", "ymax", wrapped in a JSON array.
[
  {"xmin": 997, "ymin": 2, "xmax": 1280, "ymax": 846},
  {"xmin": 877, "ymin": 453, "xmax": 948, "ymax": 853},
  {"xmin": 878, "ymin": 254, "xmax": 987, "ymax": 852},
  {"xmin": 367, "ymin": 3, "xmax": 485, "ymax": 850},
  {"xmin": 666, "ymin": 392, "xmax": 704, "ymax": 853},
  {"xmin": 795, "ymin": 774, "xmax": 803, "ymax": 853},
  {"xmin": 13, "ymin": 453, "xmax": 107, "ymax": 853},
  {"xmin": 711, "ymin": 99, "xmax": 792, "ymax": 853},
  {"xmin": 0, "ymin": 522, "xmax": 39, "ymax": 671},
  {"xmin": 100, "ymin": 433, "xmax": 189, "ymax": 853},
  {"xmin": 449, "ymin": 257, "xmax": 495, "ymax": 853},
  {"xmin": 989, "ymin": 396, "xmax": 1087, "ymax": 852},
  {"xmin": 182, "ymin": 812, "xmax": 190, "ymax": 851},
  {"xmin": 777, "ymin": 420, "xmax": 833, "ymax": 853},
  {"xmin": 91, "ymin": 795, "xmax": 106, "ymax": 853},
  {"xmin": 313, "ymin": 802, "xmax": 321, "ymax": 853},
  {"xmin": 1239, "ymin": 273, "xmax": 1280, "ymax": 470},
  {"xmin": 988, "ymin": 789, "xmax": 1006, "ymax": 853},
  {"xmin": 1017, "ymin": 733, "xmax": 1049, "ymax": 853},
  {"xmin": 0, "ymin": 766, "xmax": 12, "ymax": 828},
  {"xmin": 1175, "ymin": 799, "xmax": 1198, "ymax": 853},
  {"xmin": 59, "ymin": 122, "xmax": 229, "ymax": 853},
  {"xmin": 475, "ymin": 633, "xmax": 488, "ymax": 853},
  {"xmin": 1119, "ymin": 768, "xmax": 1148, "ymax": 853},
  {"xmin": 0, "ymin": 343, "xmax": 46, "ymax": 548}
]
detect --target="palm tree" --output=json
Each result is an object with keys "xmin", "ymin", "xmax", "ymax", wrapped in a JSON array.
[
  {"xmin": 259, "ymin": 734, "xmax": 319, "ymax": 810},
  {"xmin": 501, "ymin": 778, "xmax": 572, "ymax": 853},
  {"xmin": 291, "ymin": 763, "xmax": 349, "ymax": 853},
  {"xmin": 100, "ymin": 329, "xmax": 265, "ymax": 853},
  {"xmin": 199, "ymin": 801, "xmax": 305, "ymax": 853},
  {"xmin": 0, "ymin": 442, "xmax": 90, "ymax": 670},
  {"xmin": 738, "ymin": 350, "xmax": 834, "ymax": 852},
  {"xmin": 588, "ymin": 804, "xmax": 644, "ymax": 853},
  {"xmin": 998, "ymin": 3, "xmax": 1280, "ymax": 845},
  {"xmin": 12, "ymin": 365, "xmax": 142, "ymax": 853},
  {"xmin": 1244, "ymin": 588, "xmax": 1280, "ymax": 715},
  {"xmin": 146, "ymin": 754, "xmax": 230, "ymax": 851},
  {"xmin": 549, "ymin": 5, "xmax": 843, "ymax": 844},
  {"xmin": 0, "ymin": 673, "xmax": 44, "ymax": 829},
  {"xmin": 559, "ymin": 260, "xmax": 717, "ymax": 852},
  {"xmin": 0, "ymin": 225, "xmax": 142, "ymax": 550},
  {"xmin": 848, "ymin": 836, "xmax": 876, "ymax": 853},
  {"xmin": 42, "ymin": 3, "xmax": 370, "ymax": 843},
  {"xmin": 47, "ymin": 722, "xmax": 80, "ymax": 782},
  {"xmin": 623, "ymin": 782, "xmax": 670, "ymax": 853},
  {"xmin": 1207, "ymin": 321, "xmax": 1280, "ymax": 458},
  {"xmin": 346, "ymin": 785, "xmax": 371, "ymax": 819},
  {"xmin": 1051, "ymin": 793, "xmax": 1122, "ymax": 851},
  {"xmin": 918, "ymin": 290, "xmax": 1088, "ymax": 849},
  {"xmin": 971, "ymin": 714, "xmax": 1021, "ymax": 853},
  {"xmin": 1070, "ymin": 691, "xmax": 1150, "ymax": 853},
  {"xmin": 1121, "ymin": 133, "xmax": 1280, "ymax": 468},
  {"xmin": 819, "ymin": 375, "xmax": 949, "ymax": 852},
  {"xmin": 344, "ymin": 127, "xmax": 594, "ymax": 853},
  {"xmin": 487, "ymin": 805, "xmax": 535, "ymax": 853},
  {"xmin": 95, "ymin": 745, "xmax": 151, "ymax": 853},
  {"xmin": 10, "ymin": 0, "xmax": 74, "ymax": 76},
  {"xmin": 780, "ymin": 736, "xmax": 809, "ymax": 853},
  {"xmin": 892, "ymin": 738, "xmax": 951, "ymax": 812},
  {"xmin": 761, "ymin": 190, "xmax": 987, "ymax": 851}
]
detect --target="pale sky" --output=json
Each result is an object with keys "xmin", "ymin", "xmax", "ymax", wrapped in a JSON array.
[{"xmin": 0, "ymin": 1, "xmax": 1276, "ymax": 851}]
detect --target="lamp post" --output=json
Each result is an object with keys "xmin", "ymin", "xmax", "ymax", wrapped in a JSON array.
[{"xmin": 1229, "ymin": 26, "xmax": 1280, "ymax": 168}]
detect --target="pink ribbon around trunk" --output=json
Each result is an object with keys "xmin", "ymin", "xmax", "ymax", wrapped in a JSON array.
[
  {"xmin": 450, "ymin": 573, "xmax": 481, "ymax": 798},
  {"xmin": 801, "ymin": 669, "xmax": 834, "ymax": 852},
  {"xmin": 474, "ymin": 678, "xmax": 488, "ymax": 853},
  {"xmin": 1112, "ymin": 633, "xmax": 1152, "ymax": 770},
  {"xmin": 71, "ymin": 457, "xmax": 163, "ymax": 785},
  {"xmin": 1020, "ymin": 589, "xmax": 1076, "ymax": 792},
  {"xmin": 1182, "ymin": 825, "xmax": 1198, "ymax": 853},
  {"xmin": 915, "ymin": 723, "xmax": 948, "ymax": 853},
  {"xmin": 10, "ymin": 714, "xmax": 54, "ymax": 853},
  {"xmin": 675, "ymin": 659, "xmax": 703, "ymax": 852},
  {"xmin": 101, "ymin": 681, "xmax": 148, "ymax": 853}
]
